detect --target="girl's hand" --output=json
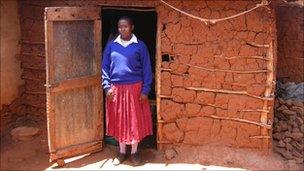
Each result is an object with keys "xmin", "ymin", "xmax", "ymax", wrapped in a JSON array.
[
  {"xmin": 139, "ymin": 94, "xmax": 148, "ymax": 103},
  {"xmin": 106, "ymin": 89, "xmax": 114, "ymax": 101}
]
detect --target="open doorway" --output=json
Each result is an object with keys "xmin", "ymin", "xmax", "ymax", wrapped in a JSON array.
[{"xmin": 101, "ymin": 7, "xmax": 158, "ymax": 149}]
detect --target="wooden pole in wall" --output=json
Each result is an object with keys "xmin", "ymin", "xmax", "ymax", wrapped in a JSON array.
[
  {"xmin": 156, "ymin": 9, "xmax": 164, "ymax": 150},
  {"xmin": 260, "ymin": 42, "xmax": 274, "ymax": 149}
]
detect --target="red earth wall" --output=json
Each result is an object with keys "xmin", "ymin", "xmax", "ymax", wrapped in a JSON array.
[
  {"xmin": 276, "ymin": 4, "xmax": 304, "ymax": 83},
  {"xmin": 15, "ymin": 0, "xmax": 276, "ymax": 148}
]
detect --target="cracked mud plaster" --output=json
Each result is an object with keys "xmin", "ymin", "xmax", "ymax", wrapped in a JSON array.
[
  {"xmin": 18, "ymin": 0, "xmax": 275, "ymax": 148},
  {"xmin": 158, "ymin": 0, "xmax": 274, "ymax": 148}
]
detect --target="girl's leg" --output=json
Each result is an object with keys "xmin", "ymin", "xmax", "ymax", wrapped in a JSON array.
[
  {"xmin": 113, "ymin": 142, "xmax": 127, "ymax": 166},
  {"xmin": 119, "ymin": 142, "xmax": 126, "ymax": 154},
  {"xmin": 130, "ymin": 140, "xmax": 141, "ymax": 166},
  {"xmin": 131, "ymin": 141, "xmax": 138, "ymax": 154}
]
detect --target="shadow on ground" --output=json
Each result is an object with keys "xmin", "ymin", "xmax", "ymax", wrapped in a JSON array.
[{"xmin": 1, "ymin": 122, "xmax": 295, "ymax": 170}]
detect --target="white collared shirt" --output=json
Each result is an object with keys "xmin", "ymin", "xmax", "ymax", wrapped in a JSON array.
[{"xmin": 113, "ymin": 34, "xmax": 138, "ymax": 47}]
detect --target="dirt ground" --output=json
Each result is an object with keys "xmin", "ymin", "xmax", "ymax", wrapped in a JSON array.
[{"xmin": 0, "ymin": 120, "xmax": 301, "ymax": 170}]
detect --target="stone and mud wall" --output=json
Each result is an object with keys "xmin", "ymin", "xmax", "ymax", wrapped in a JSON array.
[
  {"xmin": 273, "ymin": 81, "xmax": 304, "ymax": 164},
  {"xmin": 273, "ymin": 98, "xmax": 303, "ymax": 164},
  {"xmin": 5, "ymin": 0, "xmax": 276, "ymax": 148}
]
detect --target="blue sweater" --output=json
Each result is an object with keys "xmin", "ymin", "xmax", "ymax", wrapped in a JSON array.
[{"xmin": 101, "ymin": 40, "xmax": 153, "ymax": 95}]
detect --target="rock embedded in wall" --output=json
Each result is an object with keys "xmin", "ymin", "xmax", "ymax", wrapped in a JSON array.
[
  {"xmin": 163, "ymin": 123, "xmax": 184, "ymax": 143},
  {"xmin": 172, "ymin": 88, "xmax": 196, "ymax": 103},
  {"xmin": 160, "ymin": 100, "xmax": 184, "ymax": 122},
  {"xmin": 164, "ymin": 147, "xmax": 178, "ymax": 160}
]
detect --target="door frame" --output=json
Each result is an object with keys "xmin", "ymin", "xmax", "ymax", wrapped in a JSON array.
[{"xmin": 99, "ymin": 5, "xmax": 162, "ymax": 150}]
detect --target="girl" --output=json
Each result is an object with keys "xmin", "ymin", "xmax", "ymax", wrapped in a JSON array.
[{"xmin": 101, "ymin": 16, "xmax": 153, "ymax": 166}]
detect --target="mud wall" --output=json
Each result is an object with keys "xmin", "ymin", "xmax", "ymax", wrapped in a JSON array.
[
  {"xmin": 0, "ymin": 0, "xmax": 24, "ymax": 135},
  {"xmin": 18, "ymin": 1, "xmax": 46, "ymax": 120},
  {"xmin": 158, "ymin": 1, "xmax": 275, "ymax": 149},
  {"xmin": 276, "ymin": 4, "xmax": 304, "ymax": 83},
  {"xmin": 0, "ymin": 0, "xmax": 23, "ymax": 109},
  {"xmin": 18, "ymin": 0, "xmax": 276, "ymax": 148}
]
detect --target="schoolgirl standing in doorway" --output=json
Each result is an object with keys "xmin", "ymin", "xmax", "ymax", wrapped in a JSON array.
[{"xmin": 101, "ymin": 16, "xmax": 153, "ymax": 166}]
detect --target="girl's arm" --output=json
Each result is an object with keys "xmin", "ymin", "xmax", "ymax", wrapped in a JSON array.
[
  {"xmin": 140, "ymin": 42, "xmax": 153, "ymax": 95},
  {"xmin": 101, "ymin": 43, "xmax": 111, "ymax": 93}
]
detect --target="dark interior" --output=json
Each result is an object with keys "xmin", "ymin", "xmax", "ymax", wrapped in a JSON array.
[{"xmin": 101, "ymin": 8, "xmax": 157, "ymax": 149}]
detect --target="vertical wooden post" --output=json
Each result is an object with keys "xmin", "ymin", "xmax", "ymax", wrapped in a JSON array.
[
  {"xmin": 260, "ymin": 42, "xmax": 274, "ymax": 149},
  {"xmin": 45, "ymin": 17, "xmax": 56, "ymax": 159},
  {"xmin": 94, "ymin": 19, "xmax": 103, "ymax": 144},
  {"xmin": 260, "ymin": 2, "xmax": 277, "ymax": 150},
  {"xmin": 155, "ymin": 8, "xmax": 164, "ymax": 150},
  {"xmin": 268, "ymin": 1, "xmax": 278, "ymax": 151}
]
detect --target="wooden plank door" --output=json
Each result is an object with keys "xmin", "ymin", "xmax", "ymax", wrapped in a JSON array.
[{"xmin": 44, "ymin": 7, "xmax": 103, "ymax": 162}]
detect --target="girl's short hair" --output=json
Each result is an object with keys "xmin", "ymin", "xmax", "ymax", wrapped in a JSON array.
[{"xmin": 118, "ymin": 16, "xmax": 134, "ymax": 25}]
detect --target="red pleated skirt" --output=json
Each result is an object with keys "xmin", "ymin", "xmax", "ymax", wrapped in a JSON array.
[{"xmin": 106, "ymin": 81, "xmax": 153, "ymax": 144}]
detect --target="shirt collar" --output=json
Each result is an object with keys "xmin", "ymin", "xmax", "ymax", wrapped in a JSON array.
[{"xmin": 113, "ymin": 34, "xmax": 138, "ymax": 45}]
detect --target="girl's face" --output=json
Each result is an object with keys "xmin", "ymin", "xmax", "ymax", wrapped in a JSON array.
[{"xmin": 118, "ymin": 19, "xmax": 134, "ymax": 39}]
